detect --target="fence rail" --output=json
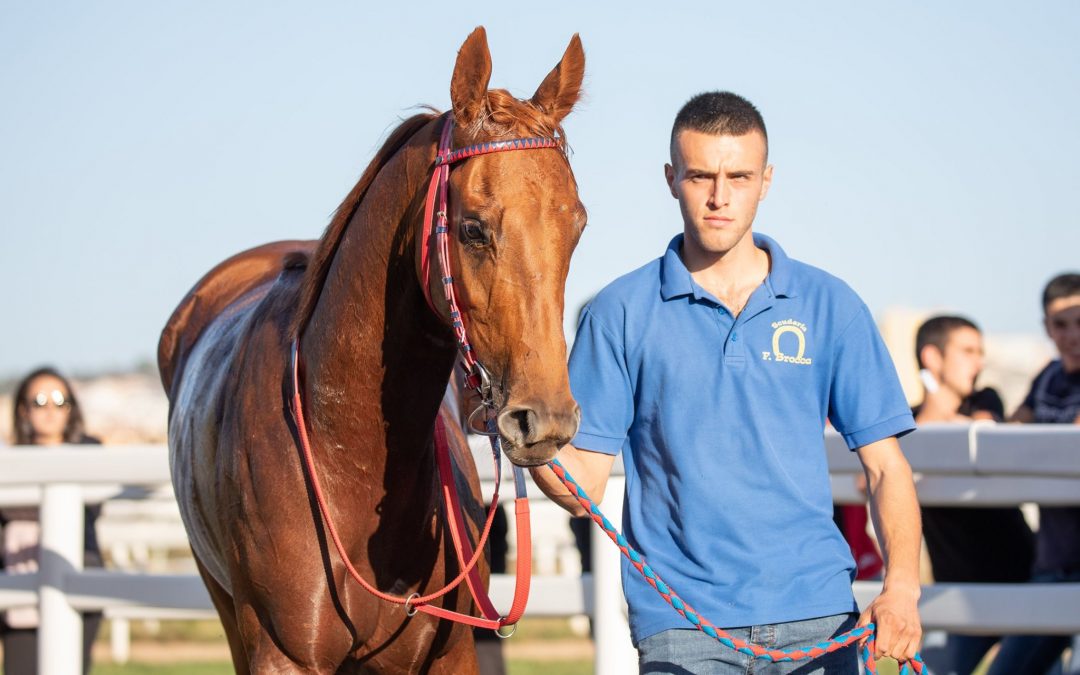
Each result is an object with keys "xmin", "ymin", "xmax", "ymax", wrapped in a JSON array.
[{"xmin": 2, "ymin": 423, "xmax": 1079, "ymax": 674}]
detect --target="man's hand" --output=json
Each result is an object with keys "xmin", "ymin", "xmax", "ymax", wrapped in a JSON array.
[
  {"xmin": 529, "ymin": 445, "xmax": 616, "ymax": 517},
  {"xmin": 857, "ymin": 585, "xmax": 922, "ymax": 663}
]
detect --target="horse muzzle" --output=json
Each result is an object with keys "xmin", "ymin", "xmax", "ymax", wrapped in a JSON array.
[{"xmin": 495, "ymin": 401, "xmax": 581, "ymax": 466}]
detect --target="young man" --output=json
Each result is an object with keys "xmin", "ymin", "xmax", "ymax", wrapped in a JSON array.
[
  {"xmin": 913, "ymin": 316, "xmax": 1034, "ymax": 675},
  {"xmin": 531, "ymin": 92, "xmax": 922, "ymax": 673},
  {"xmin": 987, "ymin": 273, "xmax": 1080, "ymax": 675},
  {"xmin": 913, "ymin": 316, "xmax": 1005, "ymax": 424}
]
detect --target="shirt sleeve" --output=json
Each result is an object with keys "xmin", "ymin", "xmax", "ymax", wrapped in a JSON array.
[
  {"xmin": 567, "ymin": 307, "xmax": 634, "ymax": 455},
  {"xmin": 828, "ymin": 304, "xmax": 916, "ymax": 450}
]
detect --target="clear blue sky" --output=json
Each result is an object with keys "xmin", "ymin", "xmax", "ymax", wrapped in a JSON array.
[{"xmin": 2, "ymin": 2, "xmax": 1077, "ymax": 377}]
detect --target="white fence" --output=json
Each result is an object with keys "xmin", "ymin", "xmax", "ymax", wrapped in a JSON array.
[{"xmin": 1, "ymin": 424, "xmax": 1079, "ymax": 674}]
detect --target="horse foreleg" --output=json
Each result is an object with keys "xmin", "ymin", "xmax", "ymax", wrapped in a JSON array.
[{"xmin": 195, "ymin": 556, "xmax": 250, "ymax": 675}]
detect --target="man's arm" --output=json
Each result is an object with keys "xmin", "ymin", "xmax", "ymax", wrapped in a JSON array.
[
  {"xmin": 529, "ymin": 444, "xmax": 617, "ymax": 517},
  {"xmin": 854, "ymin": 436, "xmax": 923, "ymax": 663}
]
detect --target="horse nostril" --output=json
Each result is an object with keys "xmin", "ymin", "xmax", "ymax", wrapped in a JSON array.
[{"xmin": 497, "ymin": 407, "xmax": 537, "ymax": 445}]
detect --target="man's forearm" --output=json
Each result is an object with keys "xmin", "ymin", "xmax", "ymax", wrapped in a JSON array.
[
  {"xmin": 529, "ymin": 444, "xmax": 614, "ymax": 518},
  {"xmin": 865, "ymin": 456, "xmax": 922, "ymax": 593}
]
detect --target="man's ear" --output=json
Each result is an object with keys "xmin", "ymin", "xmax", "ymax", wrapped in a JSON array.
[
  {"xmin": 919, "ymin": 344, "xmax": 943, "ymax": 375},
  {"xmin": 759, "ymin": 164, "xmax": 774, "ymax": 202},
  {"xmin": 664, "ymin": 163, "xmax": 678, "ymax": 198}
]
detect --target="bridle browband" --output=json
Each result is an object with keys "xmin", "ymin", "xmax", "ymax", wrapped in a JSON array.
[{"xmin": 290, "ymin": 113, "xmax": 563, "ymax": 634}]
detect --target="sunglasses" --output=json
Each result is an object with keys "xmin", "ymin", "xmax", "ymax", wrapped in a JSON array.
[{"xmin": 28, "ymin": 389, "xmax": 72, "ymax": 409}]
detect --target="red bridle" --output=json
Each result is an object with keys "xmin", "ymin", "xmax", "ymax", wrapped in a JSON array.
[
  {"xmin": 290, "ymin": 114, "xmax": 563, "ymax": 634},
  {"xmin": 419, "ymin": 115, "xmax": 562, "ymax": 407}
]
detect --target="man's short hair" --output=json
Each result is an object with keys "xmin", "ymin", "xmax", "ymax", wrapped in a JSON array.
[
  {"xmin": 915, "ymin": 315, "xmax": 980, "ymax": 368},
  {"xmin": 670, "ymin": 91, "xmax": 768, "ymax": 160},
  {"xmin": 1042, "ymin": 272, "xmax": 1080, "ymax": 313}
]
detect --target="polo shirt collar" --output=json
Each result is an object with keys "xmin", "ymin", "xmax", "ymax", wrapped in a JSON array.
[{"xmin": 659, "ymin": 232, "xmax": 798, "ymax": 302}]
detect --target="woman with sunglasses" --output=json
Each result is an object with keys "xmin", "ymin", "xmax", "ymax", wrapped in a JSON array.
[{"xmin": 2, "ymin": 366, "xmax": 103, "ymax": 674}]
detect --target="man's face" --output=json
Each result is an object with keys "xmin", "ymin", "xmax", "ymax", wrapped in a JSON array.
[
  {"xmin": 1045, "ymin": 295, "xmax": 1080, "ymax": 372},
  {"xmin": 938, "ymin": 326, "xmax": 985, "ymax": 398},
  {"xmin": 665, "ymin": 130, "xmax": 772, "ymax": 259}
]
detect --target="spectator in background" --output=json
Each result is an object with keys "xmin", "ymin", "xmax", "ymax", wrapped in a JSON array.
[
  {"xmin": 912, "ymin": 316, "xmax": 1034, "ymax": 675},
  {"xmin": 989, "ymin": 273, "xmax": 1080, "ymax": 675},
  {"xmin": 1, "ymin": 367, "xmax": 103, "ymax": 675}
]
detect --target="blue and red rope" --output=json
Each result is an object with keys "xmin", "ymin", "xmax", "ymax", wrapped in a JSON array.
[{"xmin": 547, "ymin": 458, "xmax": 924, "ymax": 674}]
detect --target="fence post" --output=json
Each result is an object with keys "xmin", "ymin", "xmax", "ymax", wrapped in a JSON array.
[
  {"xmin": 592, "ymin": 476, "xmax": 636, "ymax": 675},
  {"xmin": 39, "ymin": 483, "xmax": 84, "ymax": 675},
  {"xmin": 110, "ymin": 542, "xmax": 132, "ymax": 664}
]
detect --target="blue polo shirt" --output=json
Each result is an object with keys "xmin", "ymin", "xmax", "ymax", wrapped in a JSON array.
[{"xmin": 569, "ymin": 232, "xmax": 914, "ymax": 644}]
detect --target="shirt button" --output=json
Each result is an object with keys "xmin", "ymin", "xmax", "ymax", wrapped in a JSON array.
[{"xmin": 731, "ymin": 332, "xmax": 738, "ymax": 342}]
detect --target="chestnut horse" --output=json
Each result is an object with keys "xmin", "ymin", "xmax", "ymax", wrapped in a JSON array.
[{"xmin": 158, "ymin": 28, "xmax": 585, "ymax": 673}]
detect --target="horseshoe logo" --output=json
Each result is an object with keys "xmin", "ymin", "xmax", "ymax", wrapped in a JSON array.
[{"xmin": 769, "ymin": 323, "xmax": 812, "ymax": 365}]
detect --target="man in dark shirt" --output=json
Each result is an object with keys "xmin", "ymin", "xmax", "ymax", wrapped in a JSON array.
[
  {"xmin": 912, "ymin": 315, "xmax": 1035, "ymax": 675},
  {"xmin": 989, "ymin": 273, "xmax": 1080, "ymax": 675}
]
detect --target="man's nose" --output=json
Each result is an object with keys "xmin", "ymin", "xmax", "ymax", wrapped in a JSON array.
[{"xmin": 709, "ymin": 178, "xmax": 728, "ymax": 207}]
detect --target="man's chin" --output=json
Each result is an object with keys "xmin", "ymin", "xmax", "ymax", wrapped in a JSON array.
[{"xmin": 688, "ymin": 227, "xmax": 749, "ymax": 256}]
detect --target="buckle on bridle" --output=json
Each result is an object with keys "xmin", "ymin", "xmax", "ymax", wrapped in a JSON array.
[
  {"xmin": 404, "ymin": 592, "xmax": 421, "ymax": 617},
  {"xmin": 465, "ymin": 362, "xmax": 500, "ymax": 436},
  {"xmin": 494, "ymin": 618, "xmax": 517, "ymax": 639},
  {"xmin": 470, "ymin": 361, "xmax": 494, "ymax": 406},
  {"xmin": 467, "ymin": 401, "xmax": 499, "ymax": 437}
]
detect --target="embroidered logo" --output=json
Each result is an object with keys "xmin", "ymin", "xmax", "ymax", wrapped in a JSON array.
[{"xmin": 763, "ymin": 319, "xmax": 813, "ymax": 365}]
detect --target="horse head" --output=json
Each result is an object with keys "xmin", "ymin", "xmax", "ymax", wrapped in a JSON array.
[{"xmin": 422, "ymin": 28, "xmax": 586, "ymax": 466}]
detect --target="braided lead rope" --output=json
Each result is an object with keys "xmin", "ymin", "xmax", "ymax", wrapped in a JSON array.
[{"xmin": 547, "ymin": 458, "xmax": 925, "ymax": 674}]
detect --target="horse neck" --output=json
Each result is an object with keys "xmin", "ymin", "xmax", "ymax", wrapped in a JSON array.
[{"xmin": 300, "ymin": 122, "xmax": 457, "ymax": 480}]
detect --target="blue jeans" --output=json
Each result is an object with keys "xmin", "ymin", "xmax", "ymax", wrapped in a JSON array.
[
  {"xmin": 637, "ymin": 612, "xmax": 859, "ymax": 674},
  {"xmin": 920, "ymin": 632, "xmax": 1000, "ymax": 675},
  {"xmin": 985, "ymin": 571, "xmax": 1080, "ymax": 675}
]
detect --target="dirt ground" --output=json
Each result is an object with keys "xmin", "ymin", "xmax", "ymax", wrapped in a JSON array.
[{"xmin": 90, "ymin": 637, "xmax": 595, "ymax": 664}]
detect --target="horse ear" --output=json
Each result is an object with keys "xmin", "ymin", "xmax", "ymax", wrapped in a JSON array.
[
  {"xmin": 450, "ymin": 27, "xmax": 492, "ymax": 128},
  {"xmin": 531, "ymin": 34, "xmax": 585, "ymax": 124}
]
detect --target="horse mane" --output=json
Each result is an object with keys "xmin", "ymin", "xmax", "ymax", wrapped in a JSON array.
[
  {"xmin": 292, "ymin": 93, "xmax": 569, "ymax": 338},
  {"xmin": 291, "ymin": 111, "xmax": 439, "ymax": 337}
]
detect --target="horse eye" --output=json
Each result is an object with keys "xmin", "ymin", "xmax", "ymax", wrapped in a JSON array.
[{"xmin": 459, "ymin": 219, "xmax": 489, "ymax": 246}]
